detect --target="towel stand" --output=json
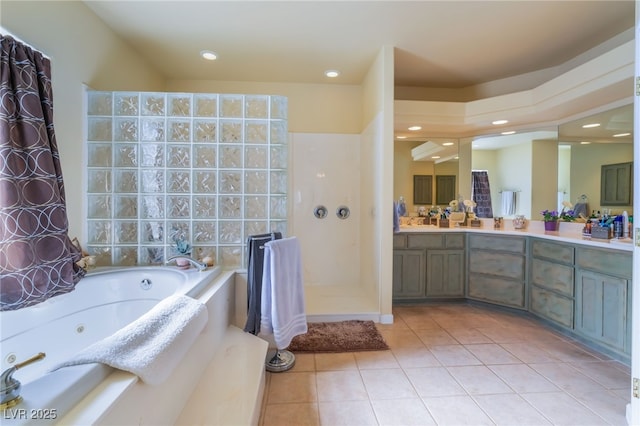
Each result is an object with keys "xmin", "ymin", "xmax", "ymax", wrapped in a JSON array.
[{"xmin": 245, "ymin": 232, "xmax": 297, "ymax": 372}]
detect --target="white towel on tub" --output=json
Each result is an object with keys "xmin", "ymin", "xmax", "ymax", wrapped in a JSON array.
[
  {"xmin": 51, "ymin": 294, "xmax": 208, "ymax": 385},
  {"xmin": 260, "ymin": 237, "xmax": 307, "ymax": 350}
]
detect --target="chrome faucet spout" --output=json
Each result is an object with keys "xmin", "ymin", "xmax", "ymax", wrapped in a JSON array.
[{"xmin": 165, "ymin": 255, "xmax": 208, "ymax": 271}]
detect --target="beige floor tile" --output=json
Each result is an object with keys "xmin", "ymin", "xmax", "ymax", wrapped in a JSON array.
[
  {"xmin": 571, "ymin": 389, "xmax": 630, "ymax": 426},
  {"xmin": 414, "ymin": 328, "xmax": 458, "ymax": 346},
  {"xmin": 500, "ymin": 342, "xmax": 561, "ymax": 363},
  {"xmin": 378, "ymin": 329, "xmax": 426, "ymax": 349},
  {"xmin": 429, "ymin": 344, "xmax": 482, "ymax": 366},
  {"xmin": 521, "ymin": 391, "xmax": 608, "ymax": 425},
  {"xmin": 267, "ymin": 371, "xmax": 317, "ymax": 404},
  {"xmin": 354, "ymin": 350, "xmax": 400, "ymax": 369},
  {"xmin": 528, "ymin": 362, "xmax": 608, "ymax": 397},
  {"xmin": 446, "ymin": 365, "xmax": 514, "ymax": 395},
  {"xmin": 464, "ymin": 343, "xmax": 522, "ymax": 365},
  {"xmin": 371, "ymin": 398, "xmax": 436, "ymax": 426},
  {"xmin": 259, "ymin": 303, "xmax": 631, "ymax": 426},
  {"xmin": 262, "ymin": 402, "xmax": 320, "ymax": 426},
  {"xmin": 314, "ymin": 352, "xmax": 357, "ymax": 371},
  {"xmin": 488, "ymin": 364, "xmax": 559, "ymax": 393},
  {"xmin": 422, "ymin": 395, "xmax": 494, "ymax": 425},
  {"xmin": 446, "ymin": 328, "xmax": 494, "ymax": 344},
  {"xmin": 360, "ymin": 368, "xmax": 417, "ymax": 400},
  {"xmin": 316, "ymin": 370, "xmax": 368, "ymax": 402},
  {"xmin": 404, "ymin": 367, "xmax": 466, "ymax": 398},
  {"xmin": 536, "ymin": 340, "xmax": 602, "ymax": 363},
  {"xmin": 472, "ymin": 393, "xmax": 552, "ymax": 426},
  {"xmin": 318, "ymin": 400, "xmax": 378, "ymax": 426},
  {"xmin": 290, "ymin": 353, "xmax": 316, "ymax": 372},
  {"xmin": 392, "ymin": 347, "xmax": 442, "ymax": 369},
  {"xmin": 568, "ymin": 361, "xmax": 631, "ymax": 389}
]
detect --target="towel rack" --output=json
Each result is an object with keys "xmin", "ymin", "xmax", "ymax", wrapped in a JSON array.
[{"xmin": 244, "ymin": 232, "xmax": 297, "ymax": 372}]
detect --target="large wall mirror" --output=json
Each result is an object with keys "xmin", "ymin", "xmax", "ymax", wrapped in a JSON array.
[
  {"xmin": 394, "ymin": 137, "xmax": 459, "ymax": 214},
  {"xmin": 558, "ymin": 103, "xmax": 633, "ymax": 217},
  {"xmin": 470, "ymin": 129, "xmax": 558, "ymax": 219}
]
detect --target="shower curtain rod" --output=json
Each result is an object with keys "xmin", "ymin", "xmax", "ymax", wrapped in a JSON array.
[{"xmin": 0, "ymin": 27, "xmax": 50, "ymax": 59}]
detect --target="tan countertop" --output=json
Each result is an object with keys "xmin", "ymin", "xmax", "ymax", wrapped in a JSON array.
[{"xmin": 397, "ymin": 218, "xmax": 633, "ymax": 252}]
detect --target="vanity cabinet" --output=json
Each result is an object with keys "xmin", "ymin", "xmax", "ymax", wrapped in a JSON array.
[
  {"xmin": 392, "ymin": 233, "xmax": 465, "ymax": 300},
  {"xmin": 574, "ymin": 246, "xmax": 632, "ymax": 355},
  {"xmin": 529, "ymin": 239, "xmax": 575, "ymax": 329},
  {"xmin": 467, "ymin": 234, "xmax": 527, "ymax": 309}
]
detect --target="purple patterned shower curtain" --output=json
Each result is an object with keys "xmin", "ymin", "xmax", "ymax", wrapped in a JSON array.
[
  {"xmin": 0, "ymin": 35, "xmax": 84, "ymax": 311},
  {"xmin": 471, "ymin": 170, "xmax": 494, "ymax": 218}
]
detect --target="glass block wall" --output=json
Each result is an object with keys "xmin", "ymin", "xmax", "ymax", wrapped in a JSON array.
[{"xmin": 85, "ymin": 91, "xmax": 288, "ymax": 268}]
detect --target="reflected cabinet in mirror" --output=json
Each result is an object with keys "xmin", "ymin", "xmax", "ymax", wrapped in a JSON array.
[
  {"xmin": 559, "ymin": 104, "xmax": 633, "ymax": 216},
  {"xmin": 394, "ymin": 138, "xmax": 459, "ymax": 214}
]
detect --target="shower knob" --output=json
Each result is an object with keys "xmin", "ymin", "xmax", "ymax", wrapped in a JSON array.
[
  {"xmin": 313, "ymin": 205, "xmax": 328, "ymax": 219},
  {"xmin": 336, "ymin": 206, "xmax": 350, "ymax": 219}
]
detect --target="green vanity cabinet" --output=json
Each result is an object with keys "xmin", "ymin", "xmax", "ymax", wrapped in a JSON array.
[
  {"xmin": 393, "ymin": 233, "xmax": 465, "ymax": 300},
  {"xmin": 574, "ymin": 246, "xmax": 632, "ymax": 355},
  {"xmin": 393, "ymin": 249, "xmax": 426, "ymax": 299},
  {"xmin": 529, "ymin": 239, "xmax": 575, "ymax": 329},
  {"xmin": 467, "ymin": 234, "xmax": 527, "ymax": 309}
]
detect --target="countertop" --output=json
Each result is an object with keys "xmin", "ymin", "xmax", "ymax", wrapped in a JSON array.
[{"xmin": 397, "ymin": 218, "xmax": 634, "ymax": 252}]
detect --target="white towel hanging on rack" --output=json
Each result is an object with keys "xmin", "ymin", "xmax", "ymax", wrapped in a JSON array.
[{"xmin": 501, "ymin": 191, "xmax": 516, "ymax": 216}]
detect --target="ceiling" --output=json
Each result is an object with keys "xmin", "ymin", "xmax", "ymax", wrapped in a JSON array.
[
  {"xmin": 83, "ymin": 0, "xmax": 634, "ymax": 151},
  {"xmin": 83, "ymin": 1, "xmax": 634, "ymax": 89}
]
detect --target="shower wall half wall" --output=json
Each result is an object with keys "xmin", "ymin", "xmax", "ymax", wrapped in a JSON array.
[{"xmin": 291, "ymin": 132, "xmax": 380, "ymax": 320}]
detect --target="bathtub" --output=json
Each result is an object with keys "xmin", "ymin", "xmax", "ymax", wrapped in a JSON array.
[{"xmin": 0, "ymin": 265, "xmax": 223, "ymax": 425}]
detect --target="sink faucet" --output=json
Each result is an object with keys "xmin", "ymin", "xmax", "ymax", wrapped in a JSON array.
[
  {"xmin": 165, "ymin": 255, "xmax": 208, "ymax": 271},
  {"xmin": 1, "ymin": 352, "xmax": 46, "ymax": 410}
]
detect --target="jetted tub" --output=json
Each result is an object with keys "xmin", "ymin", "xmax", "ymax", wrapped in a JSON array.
[{"xmin": 0, "ymin": 265, "xmax": 222, "ymax": 425}]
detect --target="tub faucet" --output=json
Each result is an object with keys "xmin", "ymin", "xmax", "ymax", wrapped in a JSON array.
[
  {"xmin": 165, "ymin": 255, "xmax": 208, "ymax": 271},
  {"xmin": 1, "ymin": 352, "xmax": 46, "ymax": 410}
]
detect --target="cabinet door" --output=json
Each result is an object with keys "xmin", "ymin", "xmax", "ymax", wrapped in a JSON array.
[
  {"xmin": 426, "ymin": 250, "xmax": 464, "ymax": 297},
  {"xmin": 393, "ymin": 250, "xmax": 426, "ymax": 299},
  {"xmin": 575, "ymin": 269, "xmax": 628, "ymax": 352},
  {"xmin": 600, "ymin": 162, "xmax": 632, "ymax": 206}
]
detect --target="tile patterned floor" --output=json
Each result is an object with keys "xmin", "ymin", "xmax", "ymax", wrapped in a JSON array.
[{"xmin": 259, "ymin": 303, "xmax": 631, "ymax": 426}]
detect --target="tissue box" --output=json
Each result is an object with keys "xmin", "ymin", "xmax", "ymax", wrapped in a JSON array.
[{"xmin": 591, "ymin": 225, "xmax": 612, "ymax": 240}]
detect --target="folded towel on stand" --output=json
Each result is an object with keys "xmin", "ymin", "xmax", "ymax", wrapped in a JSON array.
[
  {"xmin": 52, "ymin": 294, "xmax": 208, "ymax": 385},
  {"xmin": 501, "ymin": 191, "xmax": 516, "ymax": 216},
  {"xmin": 260, "ymin": 236, "xmax": 307, "ymax": 350}
]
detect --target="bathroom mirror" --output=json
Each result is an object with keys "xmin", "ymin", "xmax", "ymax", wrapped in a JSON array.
[
  {"xmin": 558, "ymin": 103, "xmax": 633, "ymax": 216},
  {"xmin": 471, "ymin": 128, "xmax": 558, "ymax": 219},
  {"xmin": 394, "ymin": 137, "xmax": 459, "ymax": 214}
]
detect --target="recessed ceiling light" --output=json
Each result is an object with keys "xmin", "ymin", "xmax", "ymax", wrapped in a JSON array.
[
  {"xmin": 408, "ymin": 126, "xmax": 422, "ymax": 131},
  {"xmin": 613, "ymin": 132, "xmax": 631, "ymax": 137},
  {"xmin": 325, "ymin": 70, "xmax": 340, "ymax": 78},
  {"xmin": 442, "ymin": 142, "xmax": 454, "ymax": 146},
  {"xmin": 200, "ymin": 50, "xmax": 218, "ymax": 61},
  {"xmin": 431, "ymin": 156, "xmax": 441, "ymax": 159},
  {"xmin": 580, "ymin": 141, "xmax": 591, "ymax": 145},
  {"xmin": 501, "ymin": 131, "xmax": 516, "ymax": 135},
  {"xmin": 396, "ymin": 135, "xmax": 407, "ymax": 139},
  {"xmin": 492, "ymin": 119, "xmax": 508, "ymax": 125},
  {"xmin": 582, "ymin": 123, "xmax": 600, "ymax": 128}
]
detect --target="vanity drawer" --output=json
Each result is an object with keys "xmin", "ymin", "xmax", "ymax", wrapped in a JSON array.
[
  {"xmin": 530, "ymin": 285, "xmax": 573, "ymax": 328},
  {"xmin": 468, "ymin": 274, "xmax": 525, "ymax": 309},
  {"xmin": 531, "ymin": 239, "xmax": 574, "ymax": 265},
  {"xmin": 469, "ymin": 251, "xmax": 525, "ymax": 280},
  {"xmin": 393, "ymin": 234, "xmax": 407, "ymax": 249},
  {"xmin": 576, "ymin": 247, "xmax": 632, "ymax": 279},
  {"xmin": 445, "ymin": 233, "xmax": 465, "ymax": 249},
  {"xmin": 530, "ymin": 258, "xmax": 574, "ymax": 296},
  {"xmin": 407, "ymin": 234, "xmax": 445, "ymax": 249},
  {"xmin": 468, "ymin": 234, "xmax": 526, "ymax": 254}
]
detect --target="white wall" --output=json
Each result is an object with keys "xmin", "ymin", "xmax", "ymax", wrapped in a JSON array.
[
  {"xmin": 2, "ymin": 1, "xmax": 165, "ymax": 240},
  {"xmin": 290, "ymin": 133, "xmax": 361, "ymax": 287}
]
